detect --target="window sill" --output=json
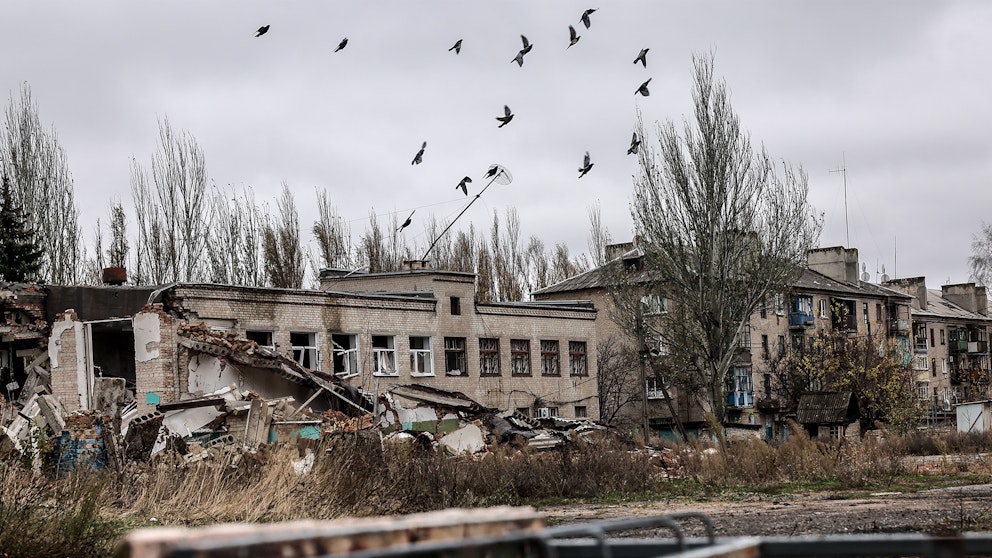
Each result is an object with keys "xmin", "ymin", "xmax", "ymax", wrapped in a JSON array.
[
  {"xmin": 372, "ymin": 372, "xmax": 399, "ymax": 378},
  {"xmin": 410, "ymin": 372, "xmax": 435, "ymax": 378}
]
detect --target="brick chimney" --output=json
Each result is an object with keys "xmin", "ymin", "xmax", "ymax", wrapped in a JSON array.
[
  {"xmin": 942, "ymin": 283, "xmax": 988, "ymax": 316},
  {"xmin": 101, "ymin": 267, "xmax": 127, "ymax": 286},
  {"xmin": 882, "ymin": 277, "xmax": 928, "ymax": 310},
  {"xmin": 402, "ymin": 260, "xmax": 432, "ymax": 271},
  {"xmin": 807, "ymin": 246, "xmax": 859, "ymax": 284}
]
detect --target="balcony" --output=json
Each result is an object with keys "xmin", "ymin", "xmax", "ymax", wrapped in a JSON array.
[
  {"xmin": 913, "ymin": 340, "xmax": 928, "ymax": 353},
  {"xmin": 888, "ymin": 319, "xmax": 910, "ymax": 334},
  {"xmin": 788, "ymin": 311, "xmax": 815, "ymax": 328},
  {"xmin": 727, "ymin": 391, "xmax": 754, "ymax": 408},
  {"xmin": 969, "ymin": 341, "xmax": 988, "ymax": 354},
  {"xmin": 949, "ymin": 339, "xmax": 969, "ymax": 354}
]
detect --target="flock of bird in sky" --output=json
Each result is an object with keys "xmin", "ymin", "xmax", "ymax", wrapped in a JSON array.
[{"xmin": 253, "ymin": 8, "xmax": 652, "ymax": 234}]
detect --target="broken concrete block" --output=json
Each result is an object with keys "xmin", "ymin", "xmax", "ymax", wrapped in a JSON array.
[
  {"xmin": 438, "ymin": 423, "xmax": 485, "ymax": 455},
  {"xmin": 124, "ymin": 411, "xmax": 164, "ymax": 461}
]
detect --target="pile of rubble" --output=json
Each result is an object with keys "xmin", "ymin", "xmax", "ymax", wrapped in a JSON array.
[{"xmin": 1, "ymin": 323, "xmax": 674, "ymax": 475}]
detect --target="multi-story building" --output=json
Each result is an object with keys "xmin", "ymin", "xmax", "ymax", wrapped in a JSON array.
[
  {"xmin": 535, "ymin": 244, "xmax": 915, "ymax": 439},
  {"xmin": 882, "ymin": 278, "xmax": 992, "ymax": 420},
  {"xmin": 44, "ymin": 262, "xmax": 601, "ymax": 420}
]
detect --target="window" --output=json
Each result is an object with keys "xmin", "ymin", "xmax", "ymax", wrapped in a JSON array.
[
  {"xmin": 918, "ymin": 382, "xmax": 930, "ymax": 400},
  {"xmin": 729, "ymin": 366, "xmax": 753, "ymax": 408},
  {"xmin": 540, "ymin": 340, "xmax": 560, "ymax": 376},
  {"xmin": 290, "ymin": 332, "xmax": 319, "ymax": 369},
  {"xmin": 409, "ymin": 336, "xmax": 433, "ymax": 377},
  {"xmin": 932, "ymin": 358, "xmax": 937, "ymax": 377},
  {"xmin": 515, "ymin": 407, "xmax": 530, "ymax": 417},
  {"xmin": 940, "ymin": 329, "xmax": 946, "ymax": 345},
  {"xmin": 777, "ymin": 335, "xmax": 786, "ymax": 357},
  {"xmin": 876, "ymin": 303, "xmax": 883, "ymax": 322},
  {"xmin": 538, "ymin": 407, "xmax": 559, "ymax": 418},
  {"xmin": 942, "ymin": 358, "xmax": 948, "ymax": 376},
  {"xmin": 863, "ymin": 302, "xmax": 869, "ymax": 325},
  {"xmin": 774, "ymin": 294, "xmax": 785, "ymax": 316},
  {"xmin": 331, "ymin": 334, "xmax": 360, "ymax": 378},
  {"xmin": 245, "ymin": 330, "xmax": 274, "ymax": 350},
  {"xmin": 569, "ymin": 341, "xmax": 588, "ymax": 376},
  {"xmin": 818, "ymin": 299, "xmax": 828, "ymax": 318},
  {"xmin": 646, "ymin": 377, "xmax": 665, "ymax": 399},
  {"xmin": 444, "ymin": 337, "xmax": 467, "ymax": 376},
  {"xmin": 574, "ymin": 405, "xmax": 588, "ymax": 418},
  {"xmin": 479, "ymin": 338, "xmax": 500, "ymax": 376},
  {"xmin": 739, "ymin": 325, "xmax": 751, "ymax": 349},
  {"xmin": 511, "ymin": 339, "xmax": 531, "ymax": 376},
  {"xmin": 761, "ymin": 335, "xmax": 769, "ymax": 359},
  {"xmin": 828, "ymin": 425, "xmax": 842, "ymax": 439},
  {"xmin": 760, "ymin": 305, "xmax": 767, "ymax": 319},
  {"xmin": 763, "ymin": 373, "xmax": 771, "ymax": 399},
  {"xmin": 372, "ymin": 335, "xmax": 397, "ymax": 376},
  {"xmin": 930, "ymin": 328, "xmax": 935, "ymax": 347},
  {"xmin": 450, "ymin": 296, "xmax": 461, "ymax": 315},
  {"xmin": 640, "ymin": 294, "xmax": 668, "ymax": 315},
  {"xmin": 913, "ymin": 355, "xmax": 928, "ymax": 371}
]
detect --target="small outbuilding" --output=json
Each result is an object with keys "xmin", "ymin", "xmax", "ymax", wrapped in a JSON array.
[
  {"xmin": 956, "ymin": 400, "xmax": 992, "ymax": 433},
  {"xmin": 796, "ymin": 391, "xmax": 860, "ymax": 439}
]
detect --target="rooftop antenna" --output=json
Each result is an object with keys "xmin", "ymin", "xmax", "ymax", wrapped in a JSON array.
[
  {"xmin": 829, "ymin": 153, "xmax": 849, "ymax": 247},
  {"xmin": 861, "ymin": 263, "xmax": 870, "ymax": 282},
  {"xmin": 880, "ymin": 264, "xmax": 889, "ymax": 283},
  {"xmin": 422, "ymin": 164, "xmax": 512, "ymax": 260}
]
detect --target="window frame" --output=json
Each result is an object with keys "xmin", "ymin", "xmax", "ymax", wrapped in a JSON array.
[
  {"xmin": 331, "ymin": 333, "xmax": 360, "ymax": 378},
  {"xmin": 371, "ymin": 334, "xmax": 398, "ymax": 377},
  {"xmin": 409, "ymin": 336, "xmax": 434, "ymax": 377},
  {"xmin": 444, "ymin": 337, "xmax": 467, "ymax": 376},
  {"xmin": 569, "ymin": 341, "xmax": 588, "ymax": 376},
  {"xmin": 245, "ymin": 330, "xmax": 275, "ymax": 350},
  {"xmin": 479, "ymin": 337, "xmax": 501, "ymax": 376},
  {"xmin": 290, "ymin": 331, "xmax": 320, "ymax": 370},
  {"xmin": 510, "ymin": 339, "xmax": 531, "ymax": 376},
  {"xmin": 540, "ymin": 340, "xmax": 560, "ymax": 376}
]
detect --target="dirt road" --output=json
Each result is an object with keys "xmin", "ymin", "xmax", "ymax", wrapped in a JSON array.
[{"xmin": 541, "ymin": 484, "xmax": 992, "ymax": 537}]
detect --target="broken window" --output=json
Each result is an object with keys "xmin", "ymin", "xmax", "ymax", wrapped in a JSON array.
[
  {"xmin": 245, "ymin": 330, "xmax": 274, "ymax": 349},
  {"xmin": 645, "ymin": 377, "xmax": 664, "ymax": 399},
  {"xmin": 479, "ymin": 338, "xmax": 500, "ymax": 376},
  {"xmin": 331, "ymin": 334, "xmax": 360, "ymax": 378},
  {"xmin": 728, "ymin": 366, "xmax": 754, "ymax": 407},
  {"xmin": 444, "ymin": 337, "xmax": 467, "ymax": 376},
  {"xmin": 569, "ymin": 341, "xmax": 587, "ymax": 376},
  {"xmin": 515, "ymin": 407, "xmax": 530, "ymax": 417},
  {"xmin": 640, "ymin": 294, "xmax": 668, "ymax": 315},
  {"xmin": 291, "ymin": 332, "xmax": 319, "ymax": 370},
  {"xmin": 450, "ymin": 296, "xmax": 461, "ymax": 315},
  {"xmin": 409, "ymin": 336, "xmax": 433, "ymax": 376},
  {"xmin": 574, "ymin": 405, "xmax": 587, "ymax": 418},
  {"xmin": 372, "ymin": 335, "xmax": 397, "ymax": 376},
  {"xmin": 510, "ymin": 339, "xmax": 530, "ymax": 376},
  {"xmin": 540, "ymin": 340, "xmax": 560, "ymax": 376}
]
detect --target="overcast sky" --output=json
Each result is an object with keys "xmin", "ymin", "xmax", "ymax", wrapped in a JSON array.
[{"xmin": 3, "ymin": 1, "xmax": 991, "ymax": 288}]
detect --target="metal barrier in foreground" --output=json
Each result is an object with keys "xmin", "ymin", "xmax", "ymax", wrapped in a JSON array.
[{"xmin": 116, "ymin": 506, "xmax": 991, "ymax": 558}]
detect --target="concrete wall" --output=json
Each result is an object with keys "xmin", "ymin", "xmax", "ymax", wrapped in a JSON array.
[{"xmin": 807, "ymin": 246, "xmax": 859, "ymax": 284}]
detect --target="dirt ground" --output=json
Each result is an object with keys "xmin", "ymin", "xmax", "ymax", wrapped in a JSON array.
[{"xmin": 541, "ymin": 483, "xmax": 992, "ymax": 537}]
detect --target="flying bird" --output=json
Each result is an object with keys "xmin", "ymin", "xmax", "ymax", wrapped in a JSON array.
[
  {"xmin": 449, "ymin": 39, "xmax": 462, "ymax": 54},
  {"xmin": 578, "ymin": 152, "xmax": 594, "ymax": 178},
  {"xmin": 627, "ymin": 132, "xmax": 641, "ymax": 155},
  {"xmin": 411, "ymin": 141, "xmax": 427, "ymax": 165},
  {"xmin": 635, "ymin": 78, "xmax": 652, "ymax": 96},
  {"xmin": 567, "ymin": 25, "xmax": 580, "ymax": 49},
  {"xmin": 580, "ymin": 8, "xmax": 597, "ymax": 29},
  {"xmin": 496, "ymin": 105, "xmax": 514, "ymax": 128},
  {"xmin": 254, "ymin": 25, "xmax": 270, "ymax": 37},
  {"xmin": 397, "ymin": 211, "xmax": 414, "ymax": 232},
  {"xmin": 456, "ymin": 176, "xmax": 472, "ymax": 195},
  {"xmin": 334, "ymin": 38, "xmax": 348, "ymax": 52},
  {"xmin": 634, "ymin": 48, "xmax": 649, "ymax": 67},
  {"xmin": 520, "ymin": 35, "xmax": 533, "ymax": 55},
  {"xmin": 511, "ymin": 50, "xmax": 525, "ymax": 67}
]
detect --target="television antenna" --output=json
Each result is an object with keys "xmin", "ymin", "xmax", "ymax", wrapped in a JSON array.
[
  {"xmin": 880, "ymin": 264, "xmax": 889, "ymax": 283},
  {"xmin": 829, "ymin": 153, "xmax": 849, "ymax": 247},
  {"xmin": 422, "ymin": 164, "xmax": 512, "ymax": 260},
  {"xmin": 861, "ymin": 263, "xmax": 870, "ymax": 282}
]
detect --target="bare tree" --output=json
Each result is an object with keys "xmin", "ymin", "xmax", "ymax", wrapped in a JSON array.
[
  {"xmin": 208, "ymin": 185, "xmax": 264, "ymax": 286},
  {"xmin": 1, "ymin": 83, "xmax": 82, "ymax": 284},
  {"xmin": 587, "ymin": 201, "xmax": 611, "ymax": 267},
  {"xmin": 107, "ymin": 199, "xmax": 129, "ymax": 269},
  {"xmin": 490, "ymin": 208, "xmax": 525, "ymax": 301},
  {"xmin": 312, "ymin": 188, "xmax": 351, "ymax": 270},
  {"xmin": 969, "ymin": 221, "xmax": 992, "ymax": 286},
  {"xmin": 130, "ymin": 116, "xmax": 211, "ymax": 284},
  {"xmin": 596, "ymin": 334, "xmax": 644, "ymax": 426},
  {"xmin": 262, "ymin": 183, "xmax": 305, "ymax": 289},
  {"xmin": 630, "ymin": 53, "xmax": 821, "ymax": 424}
]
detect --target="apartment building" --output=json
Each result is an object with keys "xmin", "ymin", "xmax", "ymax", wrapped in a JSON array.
[
  {"xmin": 882, "ymin": 278, "xmax": 992, "ymax": 419},
  {"xmin": 535, "ymin": 244, "xmax": 914, "ymax": 439}
]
